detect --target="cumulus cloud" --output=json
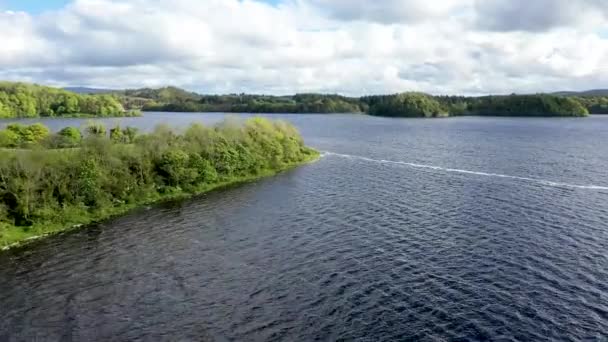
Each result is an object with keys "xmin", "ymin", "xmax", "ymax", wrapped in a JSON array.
[
  {"xmin": 307, "ymin": 0, "xmax": 468, "ymax": 24},
  {"xmin": 475, "ymin": 0, "xmax": 608, "ymax": 32},
  {"xmin": 0, "ymin": 0, "xmax": 606, "ymax": 95}
]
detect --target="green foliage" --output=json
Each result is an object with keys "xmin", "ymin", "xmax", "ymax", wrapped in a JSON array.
[
  {"xmin": 0, "ymin": 117, "xmax": 318, "ymax": 246},
  {"xmin": 109, "ymin": 125, "xmax": 139, "ymax": 144},
  {"xmin": 116, "ymin": 85, "xmax": 588, "ymax": 117},
  {"xmin": 0, "ymin": 123, "xmax": 51, "ymax": 147},
  {"xmin": 0, "ymin": 124, "xmax": 85, "ymax": 149},
  {"xmin": 86, "ymin": 122, "xmax": 107, "ymax": 137},
  {"xmin": 435, "ymin": 94, "xmax": 588, "ymax": 117},
  {"xmin": 363, "ymin": 93, "xmax": 589, "ymax": 117},
  {"xmin": 569, "ymin": 96, "xmax": 608, "ymax": 114},
  {"xmin": 25, "ymin": 123, "xmax": 51, "ymax": 143},
  {"xmin": 56, "ymin": 127, "xmax": 82, "ymax": 147},
  {"xmin": 118, "ymin": 87, "xmax": 364, "ymax": 113},
  {"xmin": 2, "ymin": 82, "xmax": 589, "ymax": 117},
  {"xmin": 110, "ymin": 125, "xmax": 125, "ymax": 143},
  {"xmin": 123, "ymin": 126, "xmax": 139, "ymax": 143},
  {"xmin": 366, "ymin": 92, "xmax": 448, "ymax": 118},
  {"xmin": 0, "ymin": 129, "xmax": 19, "ymax": 148},
  {"xmin": 0, "ymin": 82, "xmax": 129, "ymax": 118}
]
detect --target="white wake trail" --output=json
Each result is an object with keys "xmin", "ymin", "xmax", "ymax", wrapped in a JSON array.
[{"xmin": 321, "ymin": 152, "xmax": 608, "ymax": 191}]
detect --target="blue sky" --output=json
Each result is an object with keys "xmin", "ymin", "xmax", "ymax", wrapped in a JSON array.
[{"xmin": 1, "ymin": 0, "xmax": 69, "ymax": 13}]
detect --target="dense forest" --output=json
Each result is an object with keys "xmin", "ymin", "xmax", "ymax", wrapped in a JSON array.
[
  {"xmin": 362, "ymin": 93, "xmax": 590, "ymax": 117},
  {"xmin": 363, "ymin": 93, "xmax": 448, "ymax": 118},
  {"xmin": 1, "ymin": 81, "xmax": 605, "ymax": 118},
  {"xmin": 570, "ymin": 96, "xmax": 608, "ymax": 114},
  {"xmin": 0, "ymin": 82, "xmax": 138, "ymax": 118},
  {"xmin": 440, "ymin": 94, "xmax": 589, "ymax": 117},
  {"xmin": 120, "ymin": 87, "xmax": 365, "ymax": 113},
  {"xmin": 0, "ymin": 118, "xmax": 318, "ymax": 246},
  {"xmin": 112, "ymin": 86, "xmax": 602, "ymax": 117}
]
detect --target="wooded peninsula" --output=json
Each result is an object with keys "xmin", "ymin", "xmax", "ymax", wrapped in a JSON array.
[
  {"xmin": 0, "ymin": 118, "xmax": 318, "ymax": 248},
  {"xmin": 1, "ymin": 81, "xmax": 607, "ymax": 118}
]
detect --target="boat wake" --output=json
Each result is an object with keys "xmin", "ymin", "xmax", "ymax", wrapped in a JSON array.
[{"xmin": 321, "ymin": 151, "xmax": 608, "ymax": 191}]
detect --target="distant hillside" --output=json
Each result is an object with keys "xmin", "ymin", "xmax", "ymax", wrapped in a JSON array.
[
  {"xmin": 553, "ymin": 89, "xmax": 608, "ymax": 97},
  {"xmin": 124, "ymin": 86, "xmax": 201, "ymax": 102}
]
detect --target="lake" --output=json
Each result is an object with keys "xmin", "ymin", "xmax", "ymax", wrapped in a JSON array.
[{"xmin": 1, "ymin": 113, "xmax": 608, "ymax": 340}]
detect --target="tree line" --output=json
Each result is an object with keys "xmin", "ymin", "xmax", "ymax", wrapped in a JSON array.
[
  {"xmin": 116, "ymin": 86, "xmax": 601, "ymax": 117},
  {"xmin": 361, "ymin": 93, "xmax": 590, "ymax": 117},
  {"xmin": 134, "ymin": 89, "xmax": 365, "ymax": 114},
  {"xmin": 0, "ymin": 82, "xmax": 138, "ymax": 118},
  {"xmin": 0, "ymin": 123, "xmax": 140, "ymax": 149},
  {"xmin": 0, "ymin": 118, "xmax": 318, "ymax": 246},
  {"xmin": 2, "ymin": 81, "xmax": 604, "ymax": 118}
]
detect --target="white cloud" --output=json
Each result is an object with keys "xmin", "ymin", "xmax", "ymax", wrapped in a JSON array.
[
  {"xmin": 474, "ymin": 0, "xmax": 608, "ymax": 32},
  {"xmin": 307, "ymin": 0, "xmax": 468, "ymax": 24},
  {"xmin": 0, "ymin": 0, "xmax": 607, "ymax": 95}
]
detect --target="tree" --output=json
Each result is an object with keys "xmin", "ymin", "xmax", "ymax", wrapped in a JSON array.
[
  {"xmin": 0, "ymin": 129, "xmax": 19, "ymax": 148},
  {"xmin": 25, "ymin": 123, "xmax": 50, "ymax": 144},
  {"xmin": 86, "ymin": 122, "xmax": 107, "ymax": 137},
  {"xmin": 122, "ymin": 127, "xmax": 139, "ymax": 143},
  {"xmin": 57, "ymin": 127, "xmax": 82, "ymax": 147},
  {"xmin": 110, "ymin": 125, "xmax": 125, "ymax": 143}
]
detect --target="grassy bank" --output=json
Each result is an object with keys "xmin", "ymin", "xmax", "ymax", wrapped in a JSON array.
[{"xmin": 0, "ymin": 117, "xmax": 318, "ymax": 250}]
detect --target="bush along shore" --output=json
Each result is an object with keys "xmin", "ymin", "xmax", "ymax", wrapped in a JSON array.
[{"xmin": 0, "ymin": 117, "xmax": 319, "ymax": 249}]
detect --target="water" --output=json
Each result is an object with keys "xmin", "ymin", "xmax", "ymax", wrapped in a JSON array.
[{"xmin": 1, "ymin": 113, "xmax": 608, "ymax": 341}]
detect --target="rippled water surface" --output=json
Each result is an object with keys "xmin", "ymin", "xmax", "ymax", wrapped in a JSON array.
[{"xmin": 1, "ymin": 113, "xmax": 608, "ymax": 341}]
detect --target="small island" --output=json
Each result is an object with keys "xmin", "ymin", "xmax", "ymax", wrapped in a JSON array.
[{"xmin": 0, "ymin": 118, "xmax": 319, "ymax": 248}]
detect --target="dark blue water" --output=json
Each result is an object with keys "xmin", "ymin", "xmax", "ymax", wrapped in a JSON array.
[{"xmin": 1, "ymin": 113, "xmax": 608, "ymax": 341}]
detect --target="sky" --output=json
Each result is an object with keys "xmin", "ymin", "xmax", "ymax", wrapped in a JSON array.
[
  {"xmin": 0, "ymin": 0, "xmax": 70, "ymax": 13},
  {"xmin": 0, "ymin": 0, "xmax": 607, "ymax": 96}
]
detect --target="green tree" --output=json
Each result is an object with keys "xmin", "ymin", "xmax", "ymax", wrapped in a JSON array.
[
  {"xmin": 86, "ymin": 122, "xmax": 107, "ymax": 137},
  {"xmin": 0, "ymin": 129, "xmax": 19, "ymax": 148},
  {"xmin": 157, "ymin": 149, "xmax": 197, "ymax": 188},
  {"xmin": 24, "ymin": 123, "xmax": 50, "ymax": 144},
  {"xmin": 122, "ymin": 126, "xmax": 139, "ymax": 143},
  {"xmin": 110, "ymin": 125, "xmax": 125, "ymax": 143},
  {"xmin": 57, "ymin": 127, "xmax": 82, "ymax": 147}
]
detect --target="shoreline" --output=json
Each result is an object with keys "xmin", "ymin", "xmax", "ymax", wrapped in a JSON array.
[
  {"xmin": 0, "ymin": 112, "xmax": 142, "ymax": 121},
  {"xmin": 139, "ymin": 110, "xmax": 602, "ymax": 118},
  {"xmin": 0, "ymin": 152, "xmax": 320, "ymax": 252}
]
